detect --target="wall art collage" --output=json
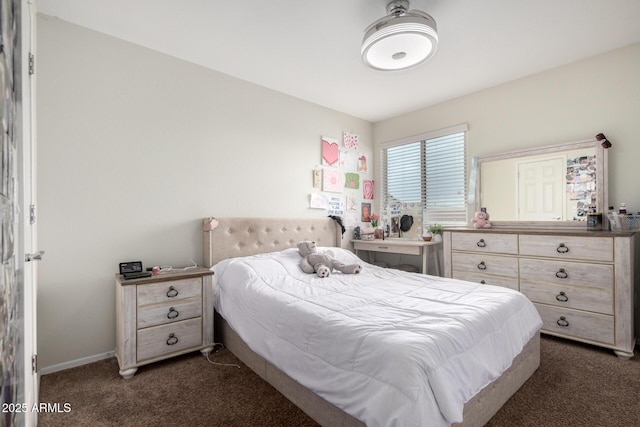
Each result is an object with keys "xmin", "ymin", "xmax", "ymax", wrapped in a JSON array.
[{"xmin": 309, "ymin": 131, "xmax": 373, "ymax": 229}]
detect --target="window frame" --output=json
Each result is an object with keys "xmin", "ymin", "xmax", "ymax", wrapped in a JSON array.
[{"xmin": 380, "ymin": 123, "xmax": 469, "ymax": 228}]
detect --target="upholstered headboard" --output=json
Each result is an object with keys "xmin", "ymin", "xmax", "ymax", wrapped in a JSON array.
[{"xmin": 203, "ymin": 217, "xmax": 342, "ymax": 268}]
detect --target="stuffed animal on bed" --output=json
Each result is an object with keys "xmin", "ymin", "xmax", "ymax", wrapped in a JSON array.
[{"xmin": 297, "ymin": 241, "xmax": 362, "ymax": 278}]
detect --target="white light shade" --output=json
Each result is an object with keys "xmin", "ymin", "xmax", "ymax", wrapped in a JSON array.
[{"xmin": 362, "ymin": 11, "xmax": 438, "ymax": 71}]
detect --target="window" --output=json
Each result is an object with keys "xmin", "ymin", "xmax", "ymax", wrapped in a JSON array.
[{"xmin": 381, "ymin": 124, "xmax": 468, "ymax": 227}]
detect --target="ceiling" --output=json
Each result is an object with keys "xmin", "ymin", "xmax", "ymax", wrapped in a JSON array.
[{"xmin": 35, "ymin": 0, "xmax": 640, "ymax": 123}]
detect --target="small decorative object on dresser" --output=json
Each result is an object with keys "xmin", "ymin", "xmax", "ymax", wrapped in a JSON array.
[
  {"xmin": 472, "ymin": 211, "xmax": 492, "ymax": 229},
  {"xmin": 115, "ymin": 267, "xmax": 215, "ymax": 379},
  {"xmin": 443, "ymin": 229, "xmax": 637, "ymax": 358}
]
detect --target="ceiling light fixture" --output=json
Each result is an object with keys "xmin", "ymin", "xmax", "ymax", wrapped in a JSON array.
[{"xmin": 362, "ymin": 0, "xmax": 438, "ymax": 71}]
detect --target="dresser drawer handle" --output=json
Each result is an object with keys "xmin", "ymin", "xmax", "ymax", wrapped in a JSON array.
[
  {"xmin": 477, "ymin": 261, "xmax": 487, "ymax": 270},
  {"xmin": 167, "ymin": 286, "xmax": 179, "ymax": 298},
  {"xmin": 556, "ymin": 291, "xmax": 569, "ymax": 302},
  {"xmin": 555, "ymin": 268, "xmax": 568, "ymax": 279},
  {"xmin": 556, "ymin": 243, "xmax": 569, "ymax": 254},
  {"xmin": 166, "ymin": 333, "xmax": 179, "ymax": 346},
  {"xmin": 556, "ymin": 316, "xmax": 570, "ymax": 327},
  {"xmin": 476, "ymin": 239, "xmax": 487, "ymax": 248},
  {"xmin": 167, "ymin": 307, "xmax": 180, "ymax": 319},
  {"xmin": 377, "ymin": 246, "xmax": 388, "ymax": 250}
]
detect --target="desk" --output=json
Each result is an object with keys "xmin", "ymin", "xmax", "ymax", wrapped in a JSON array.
[{"xmin": 353, "ymin": 239, "xmax": 441, "ymax": 276}]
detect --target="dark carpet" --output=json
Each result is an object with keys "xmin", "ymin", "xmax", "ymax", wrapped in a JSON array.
[{"xmin": 39, "ymin": 336, "xmax": 640, "ymax": 426}]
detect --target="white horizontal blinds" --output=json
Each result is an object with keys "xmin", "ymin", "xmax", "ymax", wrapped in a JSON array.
[
  {"xmin": 383, "ymin": 141, "xmax": 423, "ymax": 205},
  {"xmin": 424, "ymin": 132, "xmax": 467, "ymax": 226}
]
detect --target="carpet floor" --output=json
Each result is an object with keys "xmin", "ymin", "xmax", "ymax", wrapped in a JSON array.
[{"xmin": 39, "ymin": 335, "xmax": 640, "ymax": 426}]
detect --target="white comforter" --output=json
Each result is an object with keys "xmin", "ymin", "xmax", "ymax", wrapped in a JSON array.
[{"xmin": 212, "ymin": 247, "xmax": 542, "ymax": 427}]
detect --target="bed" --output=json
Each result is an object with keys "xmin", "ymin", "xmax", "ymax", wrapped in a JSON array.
[{"xmin": 203, "ymin": 217, "xmax": 542, "ymax": 427}]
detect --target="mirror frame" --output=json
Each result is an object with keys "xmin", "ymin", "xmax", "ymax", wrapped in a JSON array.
[{"xmin": 473, "ymin": 138, "xmax": 608, "ymax": 229}]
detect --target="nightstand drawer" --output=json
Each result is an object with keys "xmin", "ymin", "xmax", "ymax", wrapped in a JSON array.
[
  {"xmin": 137, "ymin": 297, "xmax": 202, "ymax": 328},
  {"xmin": 534, "ymin": 303, "xmax": 614, "ymax": 345},
  {"xmin": 137, "ymin": 278, "xmax": 202, "ymax": 306},
  {"xmin": 451, "ymin": 232, "xmax": 518, "ymax": 254},
  {"xmin": 137, "ymin": 317, "xmax": 202, "ymax": 361}
]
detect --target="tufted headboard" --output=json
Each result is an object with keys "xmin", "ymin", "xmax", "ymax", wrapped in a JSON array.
[{"xmin": 203, "ymin": 217, "xmax": 342, "ymax": 268}]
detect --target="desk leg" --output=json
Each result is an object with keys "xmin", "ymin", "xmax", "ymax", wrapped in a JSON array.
[
  {"xmin": 367, "ymin": 251, "xmax": 375, "ymax": 265},
  {"xmin": 356, "ymin": 249, "xmax": 376, "ymax": 265},
  {"xmin": 422, "ymin": 248, "xmax": 428, "ymax": 275}
]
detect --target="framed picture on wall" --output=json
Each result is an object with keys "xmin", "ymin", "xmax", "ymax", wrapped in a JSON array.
[{"xmin": 361, "ymin": 202, "xmax": 371, "ymax": 222}]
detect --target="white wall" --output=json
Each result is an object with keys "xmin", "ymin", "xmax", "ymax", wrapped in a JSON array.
[{"xmin": 36, "ymin": 15, "xmax": 373, "ymax": 369}]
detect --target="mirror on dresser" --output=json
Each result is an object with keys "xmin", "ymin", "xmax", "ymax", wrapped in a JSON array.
[{"xmin": 473, "ymin": 138, "xmax": 608, "ymax": 228}]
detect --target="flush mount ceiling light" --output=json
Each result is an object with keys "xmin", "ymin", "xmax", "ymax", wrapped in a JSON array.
[{"xmin": 362, "ymin": 0, "xmax": 438, "ymax": 71}]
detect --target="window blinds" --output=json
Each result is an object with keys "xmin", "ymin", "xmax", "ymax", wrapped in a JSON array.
[
  {"xmin": 382, "ymin": 129, "xmax": 467, "ymax": 227},
  {"xmin": 383, "ymin": 141, "xmax": 423, "ymax": 204},
  {"xmin": 423, "ymin": 132, "xmax": 467, "ymax": 225}
]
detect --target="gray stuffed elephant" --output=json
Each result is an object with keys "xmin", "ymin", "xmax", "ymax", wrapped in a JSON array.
[{"xmin": 297, "ymin": 241, "xmax": 362, "ymax": 278}]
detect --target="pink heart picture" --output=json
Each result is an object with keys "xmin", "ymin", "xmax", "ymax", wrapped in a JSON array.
[{"xmin": 322, "ymin": 138, "xmax": 339, "ymax": 166}]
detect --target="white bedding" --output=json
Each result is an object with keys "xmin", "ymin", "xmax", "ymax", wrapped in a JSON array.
[{"xmin": 212, "ymin": 247, "xmax": 542, "ymax": 427}]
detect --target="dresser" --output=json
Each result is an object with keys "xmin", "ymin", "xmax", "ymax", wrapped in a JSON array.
[
  {"xmin": 443, "ymin": 229, "xmax": 636, "ymax": 358},
  {"xmin": 115, "ymin": 267, "xmax": 215, "ymax": 378}
]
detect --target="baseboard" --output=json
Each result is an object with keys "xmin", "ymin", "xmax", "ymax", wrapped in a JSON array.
[{"xmin": 40, "ymin": 351, "xmax": 115, "ymax": 376}]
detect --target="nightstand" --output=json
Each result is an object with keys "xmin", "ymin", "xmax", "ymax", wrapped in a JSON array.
[{"xmin": 115, "ymin": 267, "xmax": 215, "ymax": 379}]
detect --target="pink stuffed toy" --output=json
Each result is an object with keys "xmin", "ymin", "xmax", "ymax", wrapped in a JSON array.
[{"xmin": 472, "ymin": 211, "xmax": 492, "ymax": 229}]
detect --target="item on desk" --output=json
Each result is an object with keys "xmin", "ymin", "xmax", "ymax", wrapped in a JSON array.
[
  {"xmin": 400, "ymin": 215, "xmax": 413, "ymax": 232},
  {"xmin": 360, "ymin": 226, "xmax": 375, "ymax": 241}
]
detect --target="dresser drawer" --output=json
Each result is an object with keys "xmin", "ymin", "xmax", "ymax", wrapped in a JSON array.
[
  {"xmin": 137, "ymin": 317, "xmax": 202, "ymax": 362},
  {"xmin": 452, "ymin": 271, "xmax": 518, "ymax": 290},
  {"xmin": 534, "ymin": 303, "xmax": 614, "ymax": 345},
  {"xmin": 451, "ymin": 252, "xmax": 518, "ymax": 278},
  {"xmin": 137, "ymin": 297, "xmax": 202, "ymax": 329},
  {"xmin": 137, "ymin": 278, "xmax": 202, "ymax": 306},
  {"xmin": 521, "ymin": 282, "xmax": 613, "ymax": 315},
  {"xmin": 451, "ymin": 232, "xmax": 518, "ymax": 254},
  {"xmin": 519, "ymin": 258, "xmax": 613, "ymax": 290},
  {"xmin": 519, "ymin": 235, "xmax": 613, "ymax": 262}
]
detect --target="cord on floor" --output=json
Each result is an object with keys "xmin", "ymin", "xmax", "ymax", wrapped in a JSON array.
[{"xmin": 205, "ymin": 342, "xmax": 240, "ymax": 369}]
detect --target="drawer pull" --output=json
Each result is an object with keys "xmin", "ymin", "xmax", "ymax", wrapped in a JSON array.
[
  {"xmin": 556, "ymin": 243, "xmax": 569, "ymax": 254},
  {"xmin": 556, "ymin": 291, "xmax": 569, "ymax": 302},
  {"xmin": 477, "ymin": 261, "xmax": 487, "ymax": 270},
  {"xmin": 556, "ymin": 316, "xmax": 570, "ymax": 327},
  {"xmin": 377, "ymin": 246, "xmax": 388, "ymax": 250},
  {"xmin": 166, "ymin": 333, "xmax": 179, "ymax": 346},
  {"xmin": 166, "ymin": 286, "xmax": 179, "ymax": 298},
  {"xmin": 480, "ymin": 280, "xmax": 486, "ymax": 284},
  {"xmin": 167, "ymin": 307, "xmax": 180, "ymax": 319},
  {"xmin": 476, "ymin": 239, "xmax": 487, "ymax": 248},
  {"xmin": 555, "ymin": 268, "xmax": 568, "ymax": 279}
]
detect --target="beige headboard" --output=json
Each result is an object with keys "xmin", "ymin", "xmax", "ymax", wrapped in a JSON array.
[{"xmin": 203, "ymin": 217, "xmax": 342, "ymax": 268}]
